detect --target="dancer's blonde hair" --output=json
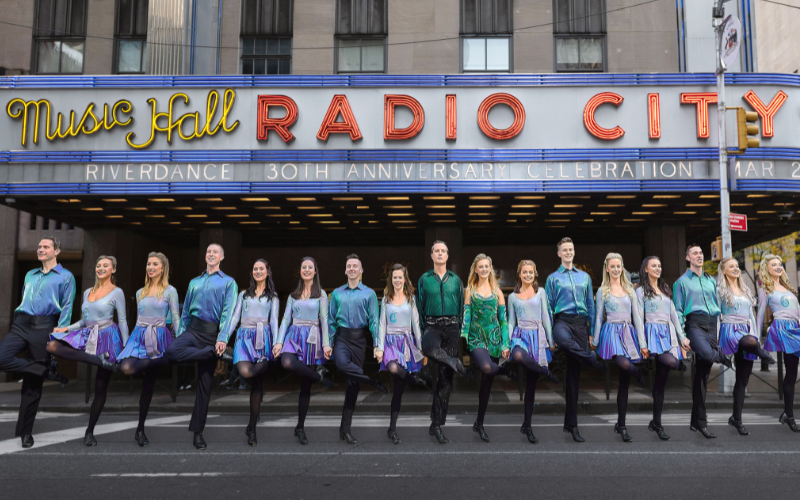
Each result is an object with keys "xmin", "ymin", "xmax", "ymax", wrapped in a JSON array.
[
  {"xmin": 467, "ymin": 253, "xmax": 501, "ymax": 297},
  {"xmin": 717, "ymin": 257, "xmax": 755, "ymax": 307},
  {"xmin": 758, "ymin": 254, "xmax": 796, "ymax": 294},
  {"xmin": 600, "ymin": 252, "xmax": 634, "ymax": 301},
  {"xmin": 140, "ymin": 252, "xmax": 170, "ymax": 301},
  {"xmin": 91, "ymin": 255, "xmax": 117, "ymax": 293}
]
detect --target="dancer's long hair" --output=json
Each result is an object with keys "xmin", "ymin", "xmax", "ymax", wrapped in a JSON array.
[
  {"xmin": 245, "ymin": 259, "xmax": 276, "ymax": 301},
  {"xmin": 140, "ymin": 252, "xmax": 170, "ymax": 301},
  {"xmin": 290, "ymin": 257, "xmax": 323, "ymax": 300},
  {"xmin": 717, "ymin": 257, "xmax": 756, "ymax": 307},
  {"xmin": 383, "ymin": 263, "xmax": 415, "ymax": 304},
  {"xmin": 513, "ymin": 260, "xmax": 539, "ymax": 294},
  {"xmin": 637, "ymin": 256, "xmax": 671, "ymax": 300},
  {"xmin": 600, "ymin": 252, "xmax": 634, "ymax": 301},
  {"xmin": 91, "ymin": 255, "xmax": 117, "ymax": 294},
  {"xmin": 466, "ymin": 253, "xmax": 501, "ymax": 297},
  {"xmin": 758, "ymin": 254, "xmax": 796, "ymax": 294}
]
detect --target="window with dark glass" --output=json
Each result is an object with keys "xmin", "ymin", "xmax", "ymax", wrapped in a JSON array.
[
  {"xmin": 241, "ymin": 0, "xmax": 293, "ymax": 75},
  {"xmin": 33, "ymin": 0, "xmax": 87, "ymax": 74},
  {"xmin": 553, "ymin": 0, "xmax": 606, "ymax": 72},
  {"xmin": 335, "ymin": 0, "xmax": 387, "ymax": 74},
  {"xmin": 115, "ymin": 0, "xmax": 148, "ymax": 74},
  {"xmin": 460, "ymin": 0, "xmax": 512, "ymax": 73}
]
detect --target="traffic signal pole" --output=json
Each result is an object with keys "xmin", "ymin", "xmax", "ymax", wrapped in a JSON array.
[{"xmin": 714, "ymin": 1, "xmax": 733, "ymax": 260}]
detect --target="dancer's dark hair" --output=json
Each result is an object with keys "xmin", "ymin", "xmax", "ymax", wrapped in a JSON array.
[
  {"xmin": 637, "ymin": 256, "xmax": 672, "ymax": 299},
  {"xmin": 244, "ymin": 259, "xmax": 276, "ymax": 301},
  {"xmin": 290, "ymin": 257, "xmax": 322, "ymax": 300}
]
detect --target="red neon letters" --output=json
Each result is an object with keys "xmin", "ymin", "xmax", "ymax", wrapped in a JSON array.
[
  {"xmin": 445, "ymin": 94, "xmax": 457, "ymax": 140},
  {"xmin": 583, "ymin": 92, "xmax": 625, "ymax": 140},
  {"xmin": 316, "ymin": 95, "xmax": 363, "ymax": 141},
  {"xmin": 680, "ymin": 92, "xmax": 717, "ymax": 139},
  {"xmin": 384, "ymin": 95, "xmax": 425, "ymax": 140},
  {"xmin": 257, "ymin": 95, "xmax": 298, "ymax": 143},
  {"xmin": 743, "ymin": 90, "xmax": 788, "ymax": 138},
  {"xmin": 477, "ymin": 93, "xmax": 526, "ymax": 140},
  {"xmin": 647, "ymin": 93, "xmax": 661, "ymax": 139}
]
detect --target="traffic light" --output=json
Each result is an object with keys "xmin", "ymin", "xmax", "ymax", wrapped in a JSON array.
[{"xmin": 736, "ymin": 108, "xmax": 759, "ymax": 153}]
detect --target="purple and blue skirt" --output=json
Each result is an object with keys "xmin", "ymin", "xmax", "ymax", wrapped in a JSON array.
[
  {"xmin": 765, "ymin": 319, "xmax": 800, "ymax": 355},
  {"xmin": 233, "ymin": 326, "xmax": 274, "ymax": 364},
  {"xmin": 595, "ymin": 322, "xmax": 642, "ymax": 361},
  {"xmin": 380, "ymin": 332, "xmax": 423, "ymax": 373},
  {"xmin": 510, "ymin": 327, "xmax": 552, "ymax": 365},
  {"xmin": 645, "ymin": 323, "xmax": 685, "ymax": 360},
  {"xmin": 118, "ymin": 325, "xmax": 173, "ymax": 360},
  {"xmin": 50, "ymin": 323, "xmax": 124, "ymax": 363},
  {"xmin": 719, "ymin": 323, "xmax": 758, "ymax": 361},
  {"xmin": 281, "ymin": 322, "xmax": 325, "ymax": 366}
]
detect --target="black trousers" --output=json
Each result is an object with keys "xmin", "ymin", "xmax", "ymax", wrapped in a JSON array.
[
  {"xmin": 164, "ymin": 318, "xmax": 219, "ymax": 433},
  {"xmin": 0, "ymin": 314, "xmax": 57, "ymax": 437},
  {"xmin": 333, "ymin": 328, "xmax": 369, "ymax": 434},
  {"xmin": 552, "ymin": 314, "xmax": 595, "ymax": 429},
  {"xmin": 685, "ymin": 315, "xmax": 721, "ymax": 428},
  {"xmin": 422, "ymin": 322, "xmax": 460, "ymax": 426}
]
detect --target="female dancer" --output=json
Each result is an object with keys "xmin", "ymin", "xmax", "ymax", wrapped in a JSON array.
[
  {"xmin": 118, "ymin": 252, "xmax": 179, "ymax": 447},
  {"xmin": 592, "ymin": 252, "xmax": 647, "ymax": 442},
  {"xmin": 48, "ymin": 255, "xmax": 127, "ymax": 446},
  {"xmin": 273, "ymin": 257, "xmax": 334, "ymax": 445},
  {"xmin": 636, "ymin": 256, "xmax": 690, "ymax": 441},
  {"xmin": 718, "ymin": 257, "xmax": 776, "ymax": 435},
  {"xmin": 756, "ymin": 254, "xmax": 800, "ymax": 432},
  {"xmin": 461, "ymin": 253, "xmax": 512, "ymax": 443},
  {"xmin": 226, "ymin": 259, "xmax": 279, "ymax": 447},
  {"xmin": 507, "ymin": 260, "xmax": 559, "ymax": 444},
  {"xmin": 375, "ymin": 264, "xmax": 428, "ymax": 445}
]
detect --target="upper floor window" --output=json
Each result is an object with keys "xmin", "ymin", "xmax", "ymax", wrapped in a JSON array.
[
  {"xmin": 553, "ymin": 0, "xmax": 606, "ymax": 72},
  {"xmin": 34, "ymin": 0, "xmax": 87, "ymax": 74},
  {"xmin": 241, "ymin": 0, "xmax": 293, "ymax": 75},
  {"xmin": 335, "ymin": 0, "xmax": 387, "ymax": 74},
  {"xmin": 115, "ymin": 0, "xmax": 148, "ymax": 74},
  {"xmin": 460, "ymin": 0, "xmax": 512, "ymax": 73}
]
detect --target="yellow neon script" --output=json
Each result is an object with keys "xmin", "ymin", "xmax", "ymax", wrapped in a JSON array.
[
  {"xmin": 126, "ymin": 89, "xmax": 239, "ymax": 149},
  {"xmin": 6, "ymin": 98, "xmax": 133, "ymax": 147}
]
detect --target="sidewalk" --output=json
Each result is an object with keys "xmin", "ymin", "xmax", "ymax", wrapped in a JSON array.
[{"xmin": 0, "ymin": 363, "xmax": 790, "ymax": 416}]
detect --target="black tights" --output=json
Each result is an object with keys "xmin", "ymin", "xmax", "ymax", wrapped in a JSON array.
[
  {"xmin": 732, "ymin": 350, "xmax": 754, "ymax": 422},
  {"xmin": 472, "ymin": 349, "xmax": 498, "ymax": 426},
  {"xmin": 386, "ymin": 361, "xmax": 419, "ymax": 431},
  {"xmin": 652, "ymin": 353, "xmax": 681, "ymax": 427},
  {"xmin": 522, "ymin": 371, "xmax": 540, "ymax": 428},
  {"xmin": 785, "ymin": 353, "xmax": 799, "ymax": 418},
  {"xmin": 280, "ymin": 354, "xmax": 320, "ymax": 429},
  {"xmin": 87, "ymin": 368, "xmax": 112, "ymax": 434},
  {"xmin": 511, "ymin": 347, "xmax": 550, "ymax": 376},
  {"xmin": 237, "ymin": 361, "xmax": 271, "ymax": 431},
  {"xmin": 614, "ymin": 356, "xmax": 642, "ymax": 427},
  {"xmin": 46, "ymin": 340, "xmax": 106, "ymax": 369},
  {"xmin": 119, "ymin": 357, "xmax": 170, "ymax": 433}
]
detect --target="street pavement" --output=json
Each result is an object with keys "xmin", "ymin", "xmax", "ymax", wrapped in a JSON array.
[{"xmin": 1, "ymin": 410, "xmax": 798, "ymax": 499}]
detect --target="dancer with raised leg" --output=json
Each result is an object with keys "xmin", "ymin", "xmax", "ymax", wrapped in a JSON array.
[
  {"xmin": 756, "ymin": 254, "xmax": 800, "ymax": 433},
  {"xmin": 0, "ymin": 236, "xmax": 75, "ymax": 448},
  {"xmin": 330, "ymin": 254, "xmax": 386, "ymax": 445},
  {"xmin": 225, "ymin": 259, "xmax": 279, "ymax": 447},
  {"xmin": 48, "ymin": 256, "xmax": 127, "ymax": 446},
  {"xmin": 418, "ymin": 241, "xmax": 474, "ymax": 445},
  {"xmin": 118, "ymin": 252, "xmax": 180, "ymax": 447},
  {"xmin": 273, "ymin": 257, "xmax": 334, "ymax": 445},
  {"xmin": 674, "ymin": 244, "xmax": 732, "ymax": 440},
  {"xmin": 545, "ymin": 237, "xmax": 606, "ymax": 443},
  {"xmin": 636, "ymin": 256, "xmax": 691, "ymax": 441},
  {"xmin": 462, "ymin": 253, "xmax": 512, "ymax": 443},
  {"xmin": 592, "ymin": 253, "xmax": 647, "ymax": 443},
  {"xmin": 164, "ymin": 244, "xmax": 238, "ymax": 450},
  {"xmin": 718, "ymin": 257, "xmax": 776, "ymax": 436},
  {"xmin": 376, "ymin": 264, "xmax": 428, "ymax": 445},
  {"xmin": 508, "ymin": 260, "xmax": 559, "ymax": 444}
]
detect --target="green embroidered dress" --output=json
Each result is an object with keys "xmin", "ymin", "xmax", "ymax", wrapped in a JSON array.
[{"xmin": 461, "ymin": 292, "xmax": 509, "ymax": 357}]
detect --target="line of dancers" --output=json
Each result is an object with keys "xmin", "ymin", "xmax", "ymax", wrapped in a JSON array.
[{"xmin": 0, "ymin": 235, "xmax": 798, "ymax": 450}]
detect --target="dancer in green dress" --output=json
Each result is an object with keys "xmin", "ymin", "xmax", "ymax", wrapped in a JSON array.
[{"xmin": 462, "ymin": 253, "xmax": 513, "ymax": 442}]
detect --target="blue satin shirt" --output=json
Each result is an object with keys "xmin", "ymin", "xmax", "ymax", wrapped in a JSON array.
[
  {"xmin": 178, "ymin": 270, "xmax": 238, "ymax": 341},
  {"xmin": 15, "ymin": 264, "xmax": 76, "ymax": 328}
]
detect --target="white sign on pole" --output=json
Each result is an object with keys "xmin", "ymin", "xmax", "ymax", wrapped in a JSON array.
[{"xmin": 721, "ymin": 15, "xmax": 741, "ymax": 69}]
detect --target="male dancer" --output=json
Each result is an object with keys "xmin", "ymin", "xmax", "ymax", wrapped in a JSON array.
[
  {"xmin": 673, "ymin": 244, "xmax": 732, "ymax": 439},
  {"xmin": 330, "ymin": 254, "xmax": 385, "ymax": 445},
  {"xmin": 417, "ymin": 241, "xmax": 474, "ymax": 445},
  {"xmin": 165, "ymin": 243, "xmax": 237, "ymax": 449},
  {"xmin": 0, "ymin": 236, "xmax": 74, "ymax": 448},
  {"xmin": 545, "ymin": 237, "xmax": 606, "ymax": 443}
]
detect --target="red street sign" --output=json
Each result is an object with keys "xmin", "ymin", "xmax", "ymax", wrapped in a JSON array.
[{"xmin": 730, "ymin": 213, "xmax": 747, "ymax": 232}]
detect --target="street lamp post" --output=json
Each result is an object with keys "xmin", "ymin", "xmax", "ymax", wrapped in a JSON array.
[{"xmin": 714, "ymin": 0, "xmax": 733, "ymax": 260}]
